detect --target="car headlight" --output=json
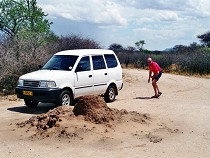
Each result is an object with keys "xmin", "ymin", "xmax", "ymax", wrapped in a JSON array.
[
  {"xmin": 39, "ymin": 81, "xmax": 56, "ymax": 88},
  {"xmin": 17, "ymin": 79, "xmax": 23, "ymax": 86}
]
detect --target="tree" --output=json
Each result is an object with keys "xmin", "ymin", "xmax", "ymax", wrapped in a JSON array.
[
  {"xmin": 135, "ymin": 40, "xmax": 146, "ymax": 52},
  {"xmin": 197, "ymin": 31, "xmax": 210, "ymax": 47},
  {"xmin": 126, "ymin": 46, "xmax": 136, "ymax": 53},
  {"xmin": 0, "ymin": 0, "xmax": 53, "ymax": 60},
  {"xmin": 0, "ymin": 0, "xmax": 51, "ymax": 37},
  {"xmin": 57, "ymin": 34, "xmax": 101, "ymax": 51},
  {"xmin": 189, "ymin": 42, "xmax": 201, "ymax": 50},
  {"xmin": 108, "ymin": 43, "xmax": 124, "ymax": 53},
  {"xmin": 14, "ymin": 30, "xmax": 59, "ymax": 58}
]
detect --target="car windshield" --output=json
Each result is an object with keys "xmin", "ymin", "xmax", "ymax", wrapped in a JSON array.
[{"xmin": 42, "ymin": 55, "xmax": 79, "ymax": 71}]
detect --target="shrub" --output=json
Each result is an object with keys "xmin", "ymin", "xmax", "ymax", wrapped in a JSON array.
[
  {"xmin": 56, "ymin": 34, "xmax": 101, "ymax": 51},
  {"xmin": 0, "ymin": 75, "xmax": 19, "ymax": 93},
  {"xmin": 0, "ymin": 34, "xmax": 101, "ymax": 94}
]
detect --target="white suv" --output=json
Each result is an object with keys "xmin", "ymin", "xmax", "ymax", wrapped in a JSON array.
[{"xmin": 16, "ymin": 49, "xmax": 123, "ymax": 108}]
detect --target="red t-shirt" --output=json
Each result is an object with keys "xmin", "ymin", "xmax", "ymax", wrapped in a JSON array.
[{"xmin": 149, "ymin": 62, "xmax": 162, "ymax": 74}]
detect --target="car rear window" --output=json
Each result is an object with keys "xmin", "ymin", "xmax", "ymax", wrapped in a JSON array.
[{"xmin": 104, "ymin": 54, "xmax": 118, "ymax": 68}]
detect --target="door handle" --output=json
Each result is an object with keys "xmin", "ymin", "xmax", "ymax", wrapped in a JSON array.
[{"xmin": 89, "ymin": 75, "xmax": 92, "ymax": 78}]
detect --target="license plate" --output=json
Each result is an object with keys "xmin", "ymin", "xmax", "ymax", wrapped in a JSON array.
[{"xmin": 23, "ymin": 90, "xmax": 33, "ymax": 96}]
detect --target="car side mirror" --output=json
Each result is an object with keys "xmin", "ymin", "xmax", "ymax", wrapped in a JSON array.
[{"xmin": 69, "ymin": 66, "xmax": 73, "ymax": 70}]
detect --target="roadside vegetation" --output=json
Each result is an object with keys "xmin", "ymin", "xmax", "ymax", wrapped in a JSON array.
[
  {"xmin": 113, "ymin": 41, "xmax": 210, "ymax": 75},
  {"xmin": 0, "ymin": 0, "xmax": 209, "ymax": 94}
]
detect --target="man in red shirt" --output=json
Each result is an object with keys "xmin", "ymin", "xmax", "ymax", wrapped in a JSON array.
[{"xmin": 147, "ymin": 58, "xmax": 162, "ymax": 98}]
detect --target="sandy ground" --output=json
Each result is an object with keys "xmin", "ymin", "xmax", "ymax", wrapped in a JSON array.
[{"xmin": 0, "ymin": 69, "xmax": 210, "ymax": 158}]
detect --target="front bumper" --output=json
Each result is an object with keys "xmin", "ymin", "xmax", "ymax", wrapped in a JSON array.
[{"xmin": 15, "ymin": 86, "xmax": 61, "ymax": 102}]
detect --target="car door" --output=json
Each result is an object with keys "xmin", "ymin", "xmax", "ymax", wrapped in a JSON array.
[
  {"xmin": 74, "ymin": 56, "xmax": 93, "ymax": 97},
  {"xmin": 92, "ymin": 55, "xmax": 109, "ymax": 94}
]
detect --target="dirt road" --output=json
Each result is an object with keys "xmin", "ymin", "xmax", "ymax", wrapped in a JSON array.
[{"xmin": 0, "ymin": 69, "xmax": 210, "ymax": 158}]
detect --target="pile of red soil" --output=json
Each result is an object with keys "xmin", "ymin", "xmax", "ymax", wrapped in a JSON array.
[
  {"xmin": 17, "ymin": 95, "xmax": 116, "ymax": 131},
  {"xmin": 17, "ymin": 106, "xmax": 74, "ymax": 130},
  {"xmin": 17, "ymin": 95, "xmax": 150, "ymax": 139},
  {"xmin": 73, "ymin": 95, "xmax": 114, "ymax": 123}
]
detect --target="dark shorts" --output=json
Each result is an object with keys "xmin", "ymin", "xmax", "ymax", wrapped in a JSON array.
[{"xmin": 152, "ymin": 71, "xmax": 162, "ymax": 81}]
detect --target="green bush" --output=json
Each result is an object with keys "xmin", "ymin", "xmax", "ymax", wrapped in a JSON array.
[{"xmin": 0, "ymin": 75, "xmax": 19, "ymax": 93}]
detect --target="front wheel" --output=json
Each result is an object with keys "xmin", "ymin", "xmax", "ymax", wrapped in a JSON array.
[
  {"xmin": 57, "ymin": 90, "xmax": 73, "ymax": 106},
  {"xmin": 24, "ymin": 99, "xmax": 39, "ymax": 108},
  {"xmin": 104, "ymin": 85, "xmax": 117, "ymax": 103}
]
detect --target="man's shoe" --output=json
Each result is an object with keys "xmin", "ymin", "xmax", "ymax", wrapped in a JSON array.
[{"xmin": 151, "ymin": 95, "xmax": 159, "ymax": 98}]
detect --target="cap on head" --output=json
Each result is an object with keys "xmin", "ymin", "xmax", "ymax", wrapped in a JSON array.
[{"xmin": 147, "ymin": 58, "xmax": 152, "ymax": 62}]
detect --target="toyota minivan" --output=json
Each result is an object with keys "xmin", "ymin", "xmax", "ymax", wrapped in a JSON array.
[{"xmin": 16, "ymin": 49, "xmax": 123, "ymax": 108}]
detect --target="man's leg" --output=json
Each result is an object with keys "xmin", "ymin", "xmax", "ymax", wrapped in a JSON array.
[
  {"xmin": 152, "ymin": 79, "xmax": 158, "ymax": 96},
  {"xmin": 156, "ymin": 83, "xmax": 160, "ymax": 94},
  {"xmin": 156, "ymin": 72, "xmax": 162, "ymax": 95}
]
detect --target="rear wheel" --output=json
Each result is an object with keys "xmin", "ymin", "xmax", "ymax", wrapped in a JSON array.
[
  {"xmin": 57, "ymin": 90, "xmax": 73, "ymax": 106},
  {"xmin": 104, "ymin": 85, "xmax": 117, "ymax": 103},
  {"xmin": 24, "ymin": 99, "xmax": 39, "ymax": 108}
]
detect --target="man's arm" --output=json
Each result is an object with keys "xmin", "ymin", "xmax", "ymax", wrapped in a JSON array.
[{"xmin": 148, "ymin": 70, "xmax": 152, "ymax": 83}]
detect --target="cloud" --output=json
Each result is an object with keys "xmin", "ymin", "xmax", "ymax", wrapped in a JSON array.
[
  {"xmin": 119, "ymin": 0, "xmax": 210, "ymax": 22},
  {"xmin": 37, "ymin": 0, "xmax": 210, "ymax": 50},
  {"xmin": 39, "ymin": 0, "xmax": 127, "ymax": 26},
  {"xmin": 182, "ymin": 0, "xmax": 210, "ymax": 19},
  {"xmin": 121, "ymin": 0, "xmax": 191, "ymax": 11},
  {"xmin": 156, "ymin": 11, "xmax": 179, "ymax": 22},
  {"xmin": 132, "ymin": 21, "xmax": 202, "ymax": 50}
]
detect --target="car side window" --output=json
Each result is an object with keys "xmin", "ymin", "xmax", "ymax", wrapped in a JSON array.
[
  {"xmin": 92, "ymin": 55, "xmax": 106, "ymax": 70},
  {"xmin": 75, "ymin": 56, "xmax": 90, "ymax": 72},
  {"xmin": 104, "ymin": 54, "xmax": 118, "ymax": 68}
]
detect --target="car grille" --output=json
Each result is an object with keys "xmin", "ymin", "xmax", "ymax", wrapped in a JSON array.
[{"xmin": 23, "ymin": 80, "xmax": 40, "ymax": 87}]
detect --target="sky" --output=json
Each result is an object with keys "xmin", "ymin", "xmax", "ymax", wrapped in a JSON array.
[{"xmin": 37, "ymin": 0, "xmax": 210, "ymax": 51}]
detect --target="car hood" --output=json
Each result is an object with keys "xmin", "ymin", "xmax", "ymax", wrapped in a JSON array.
[{"xmin": 20, "ymin": 70, "xmax": 74, "ymax": 81}]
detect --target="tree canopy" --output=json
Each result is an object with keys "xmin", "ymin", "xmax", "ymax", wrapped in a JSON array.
[
  {"xmin": 108, "ymin": 43, "xmax": 124, "ymax": 53},
  {"xmin": 0, "ymin": 0, "xmax": 51, "ymax": 37},
  {"xmin": 197, "ymin": 31, "xmax": 210, "ymax": 47},
  {"xmin": 135, "ymin": 40, "xmax": 146, "ymax": 51}
]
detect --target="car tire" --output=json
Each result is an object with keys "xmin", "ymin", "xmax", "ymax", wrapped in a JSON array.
[
  {"xmin": 24, "ymin": 99, "xmax": 39, "ymax": 108},
  {"xmin": 57, "ymin": 90, "xmax": 73, "ymax": 106},
  {"xmin": 104, "ymin": 85, "xmax": 116, "ymax": 103}
]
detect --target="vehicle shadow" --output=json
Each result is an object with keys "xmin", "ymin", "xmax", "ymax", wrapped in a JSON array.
[
  {"xmin": 7, "ymin": 103, "xmax": 58, "ymax": 115},
  {"xmin": 134, "ymin": 96, "xmax": 153, "ymax": 100}
]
